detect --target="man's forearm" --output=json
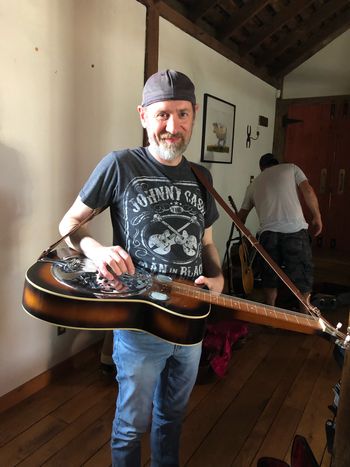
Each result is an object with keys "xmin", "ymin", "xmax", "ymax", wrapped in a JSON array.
[
  {"xmin": 299, "ymin": 181, "xmax": 322, "ymax": 235},
  {"xmin": 301, "ymin": 183, "xmax": 321, "ymax": 219},
  {"xmin": 59, "ymin": 217, "xmax": 102, "ymax": 256},
  {"xmin": 202, "ymin": 243, "xmax": 223, "ymax": 279},
  {"xmin": 237, "ymin": 208, "xmax": 250, "ymax": 223}
]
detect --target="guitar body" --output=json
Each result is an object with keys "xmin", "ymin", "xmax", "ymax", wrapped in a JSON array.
[
  {"xmin": 22, "ymin": 256, "xmax": 210, "ymax": 346},
  {"xmin": 23, "ymin": 252, "xmax": 348, "ymax": 348}
]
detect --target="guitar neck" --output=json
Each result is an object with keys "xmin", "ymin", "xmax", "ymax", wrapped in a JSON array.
[{"xmin": 172, "ymin": 283, "xmax": 322, "ymax": 336}]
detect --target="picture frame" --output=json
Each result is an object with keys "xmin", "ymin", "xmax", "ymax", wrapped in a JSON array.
[{"xmin": 200, "ymin": 93, "xmax": 236, "ymax": 164}]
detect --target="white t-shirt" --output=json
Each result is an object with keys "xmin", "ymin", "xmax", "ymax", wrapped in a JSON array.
[{"xmin": 241, "ymin": 163, "xmax": 308, "ymax": 234}]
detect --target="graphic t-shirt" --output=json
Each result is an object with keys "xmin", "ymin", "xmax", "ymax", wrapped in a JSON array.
[{"xmin": 79, "ymin": 147, "xmax": 219, "ymax": 279}]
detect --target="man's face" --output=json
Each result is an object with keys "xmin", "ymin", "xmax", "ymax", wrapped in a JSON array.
[{"xmin": 138, "ymin": 100, "xmax": 197, "ymax": 165}]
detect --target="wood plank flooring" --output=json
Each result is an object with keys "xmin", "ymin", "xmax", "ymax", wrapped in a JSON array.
[{"xmin": 0, "ymin": 309, "xmax": 344, "ymax": 467}]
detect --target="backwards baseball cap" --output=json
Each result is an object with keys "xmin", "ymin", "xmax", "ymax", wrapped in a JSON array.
[
  {"xmin": 141, "ymin": 69, "xmax": 196, "ymax": 107},
  {"xmin": 259, "ymin": 153, "xmax": 279, "ymax": 169}
]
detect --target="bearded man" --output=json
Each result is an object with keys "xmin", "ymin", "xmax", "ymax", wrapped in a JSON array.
[{"xmin": 59, "ymin": 70, "xmax": 223, "ymax": 467}]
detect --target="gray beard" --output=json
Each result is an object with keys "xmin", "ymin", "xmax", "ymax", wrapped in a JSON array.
[{"xmin": 149, "ymin": 138, "xmax": 189, "ymax": 161}]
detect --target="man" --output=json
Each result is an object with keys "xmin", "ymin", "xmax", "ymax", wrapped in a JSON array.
[
  {"xmin": 238, "ymin": 153, "xmax": 322, "ymax": 310},
  {"xmin": 59, "ymin": 70, "xmax": 224, "ymax": 467}
]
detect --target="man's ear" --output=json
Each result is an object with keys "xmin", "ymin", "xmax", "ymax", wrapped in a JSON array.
[
  {"xmin": 193, "ymin": 103, "xmax": 199, "ymax": 121},
  {"xmin": 137, "ymin": 105, "xmax": 147, "ymax": 128}
]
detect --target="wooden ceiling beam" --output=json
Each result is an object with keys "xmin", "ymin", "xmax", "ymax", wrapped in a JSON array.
[
  {"xmin": 218, "ymin": 0, "xmax": 269, "ymax": 41},
  {"xmin": 137, "ymin": 0, "xmax": 350, "ymax": 86},
  {"xmin": 156, "ymin": 1, "xmax": 280, "ymax": 88},
  {"xmin": 255, "ymin": 0, "xmax": 350, "ymax": 68},
  {"xmin": 239, "ymin": 0, "xmax": 314, "ymax": 56},
  {"xmin": 271, "ymin": 8, "xmax": 350, "ymax": 78},
  {"xmin": 137, "ymin": 0, "xmax": 161, "ymax": 6},
  {"xmin": 189, "ymin": 0, "xmax": 218, "ymax": 22}
]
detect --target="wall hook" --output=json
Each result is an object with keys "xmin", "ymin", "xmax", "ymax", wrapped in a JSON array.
[{"xmin": 246, "ymin": 125, "xmax": 259, "ymax": 148}]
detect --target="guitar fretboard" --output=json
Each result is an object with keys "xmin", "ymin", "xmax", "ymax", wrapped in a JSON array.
[{"xmin": 172, "ymin": 282, "xmax": 322, "ymax": 335}]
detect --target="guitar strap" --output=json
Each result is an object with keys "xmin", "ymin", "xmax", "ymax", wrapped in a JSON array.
[
  {"xmin": 38, "ymin": 163, "xmax": 317, "ymax": 316},
  {"xmin": 38, "ymin": 207, "xmax": 105, "ymax": 260},
  {"xmin": 189, "ymin": 162, "xmax": 319, "ymax": 317}
]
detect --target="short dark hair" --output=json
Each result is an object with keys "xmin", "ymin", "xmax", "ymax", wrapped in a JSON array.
[{"xmin": 259, "ymin": 153, "xmax": 279, "ymax": 170}]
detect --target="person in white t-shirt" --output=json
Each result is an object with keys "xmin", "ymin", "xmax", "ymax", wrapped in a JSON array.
[{"xmin": 238, "ymin": 153, "xmax": 322, "ymax": 310}]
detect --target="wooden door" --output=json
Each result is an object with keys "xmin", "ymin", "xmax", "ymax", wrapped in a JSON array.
[
  {"xmin": 283, "ymin": 99, "xmax": 350, "ymax": 254},
  {"xmin": 331, "ymin": 102, "xmax": 350, "ymax": 252}
]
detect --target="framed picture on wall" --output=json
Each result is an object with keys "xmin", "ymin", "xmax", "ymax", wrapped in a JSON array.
[{"xmin": 200, "ymin": 93, "xmax": 236, "ymax": 164}]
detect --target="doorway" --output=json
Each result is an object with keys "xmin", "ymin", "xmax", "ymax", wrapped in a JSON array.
[{"xmin": 275, "ymin": 96, "xmax": 350, "ymax": 255}]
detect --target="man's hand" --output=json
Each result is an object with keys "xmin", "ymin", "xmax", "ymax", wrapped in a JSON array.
[
  {"xmin": 310, "ymin": 216, "xmax": 322, "ymax": 237},
  {"xmin": 194, "ymin": 274, "xmax": 224, "ymax": 293},
  {"xmin": 88, "ymin": 245, "xmax": 135, "ymax": 280}
]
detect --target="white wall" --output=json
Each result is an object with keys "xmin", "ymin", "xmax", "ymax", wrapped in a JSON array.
[
  {"xmin": 158, "ymin": 18, "xmax": 277, "ymax": 256},
  {"xmin": 0, "ymin": 0, "xmax": 277, "ymax": 398},
  {"xmin": 283, "ymin": 29, "xmax": 350, "ymax": 98},
  {"xmin": 0, "ymin": 0, "xmax": 145, "ymax": 398}
]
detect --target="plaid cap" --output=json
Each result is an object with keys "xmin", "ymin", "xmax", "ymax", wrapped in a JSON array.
[{"xmin": 141, "ymin": 69, "xmax": 196, "ymax": 107}]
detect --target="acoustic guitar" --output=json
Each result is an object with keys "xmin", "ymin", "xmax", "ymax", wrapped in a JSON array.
[{"xmin": 22, "ymin": 250, "xmax": 349, "ymax": 347}]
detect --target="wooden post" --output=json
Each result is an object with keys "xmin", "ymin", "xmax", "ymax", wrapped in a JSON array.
[
  {"xmin": 140, "ymin": 0, "xmax": 159, "ymax": 146},
  {"xmin": 332, "ymin": 313, "xmax": 350, "ymax": 467},
  {"xmin": 144, "ymin": 2, "xmax": 159, "ymax": 80}
]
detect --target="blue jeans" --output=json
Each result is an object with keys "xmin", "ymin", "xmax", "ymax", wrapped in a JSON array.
[{"xmin": 111, "ymin": 330, "xmax": 202, "ymax": 467}]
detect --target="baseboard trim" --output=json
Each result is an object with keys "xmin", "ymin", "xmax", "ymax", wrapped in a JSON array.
[{"xmin": 0, "ymin": 340, "xmax": 102, "ymax": 414}]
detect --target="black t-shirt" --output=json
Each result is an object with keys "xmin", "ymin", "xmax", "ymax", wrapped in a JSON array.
[{"xmin": 79, "ymin": 147, "xmax": 219, "ymax": 279}]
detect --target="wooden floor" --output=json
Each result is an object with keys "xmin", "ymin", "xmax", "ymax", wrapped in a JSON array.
[
  {"xmin": 313, "ymin": 247, "xmax": 350, "ymax": 287},
  {"xmin": 0, "ymin": 249, "xmax": 348, "ymax": 466},
  {"xmin": 0, "ymin": 314, "xmax": 346, "ymax": 466}
]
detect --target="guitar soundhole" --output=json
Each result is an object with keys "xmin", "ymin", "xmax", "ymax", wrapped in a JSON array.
[{"xmin": 51, "ymin": 256, "xmax": 152, "ymax": 297}]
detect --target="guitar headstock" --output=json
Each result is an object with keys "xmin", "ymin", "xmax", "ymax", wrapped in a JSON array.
[
  {"xmin": 334, "ymin": 324, "xmax": 350, "ymax": 350},
  {"xmin": 319, "ymin": 318, "xmax": 350, "ymax": 350},
  {"xmin": 306, "ymin": 301, "xmax": 350, "ymax": 350}
]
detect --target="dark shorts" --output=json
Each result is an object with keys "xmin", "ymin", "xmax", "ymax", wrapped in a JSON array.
[{"xmin": 259, "ymin": 229, "xmax": 313, "ymax": 293}]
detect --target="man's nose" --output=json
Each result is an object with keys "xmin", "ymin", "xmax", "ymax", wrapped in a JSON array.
[{"xmin": 166, "ymin": 115, "xmax": 180, "ymax": 134}]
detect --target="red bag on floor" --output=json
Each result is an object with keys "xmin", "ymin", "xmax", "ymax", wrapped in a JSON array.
[
  {"xmin": 202, "ymin": 320, "xmax": 248, "ymax": 378},
  {"xmin": 257, "ymin": 434, "xmax": 319, "ymax": 467}
]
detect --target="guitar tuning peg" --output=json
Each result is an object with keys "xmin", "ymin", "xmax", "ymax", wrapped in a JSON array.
[{"xmin": 336, "ymin": 322, "xmax": 342, "ymax": 330}]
